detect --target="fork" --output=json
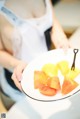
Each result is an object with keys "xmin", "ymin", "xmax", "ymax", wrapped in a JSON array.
[{"xmin": 71, "ymin": 49, "xmax": 79, "ymax": 70}]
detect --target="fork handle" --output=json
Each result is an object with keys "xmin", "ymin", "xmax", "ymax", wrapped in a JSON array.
[{"xmin": 71, "ymin": 49, "xmax": 79, "ymax": 70}]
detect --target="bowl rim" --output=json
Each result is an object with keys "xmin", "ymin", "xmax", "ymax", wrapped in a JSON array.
[{"xmin": 21, "ymin": 86, "xmax": 80, "ymax": 102}]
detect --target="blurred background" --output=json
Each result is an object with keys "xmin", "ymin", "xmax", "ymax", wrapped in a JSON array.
[
  {"xmin": 0, "ymin": 0, "xmax": 80, "ymax": 115},
  {"xmin": 52, "ymin": 0, "xmax": 80, "ymax": 37}
]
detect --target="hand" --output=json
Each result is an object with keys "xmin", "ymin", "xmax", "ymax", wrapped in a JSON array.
[
  {"xmin": 52, "ymin": 36, "xmax": 71, "ymax": 50},
  {"xmin": 11, "ymin": 61, "xmax": 27, "ymax": 90},
  {"xmin": 51, "ymin": 17, "xmax": 71, "ymax": 51}
]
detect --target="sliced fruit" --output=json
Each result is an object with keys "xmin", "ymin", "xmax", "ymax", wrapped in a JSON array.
[
  {"xmin": 42, "ymin": 63, "xmax": 58, "ymax": 77},
  {"xmin": 34, "ymin": 71, "xmax": 48, "ymax": 89},
  {"xmin": 61, "ymin": 78, "xmax": 79, "ymax": 95},
  {"xmin": 47, "ymin": 76, "xmax": 61, "ymax": 90},
  {"xmin": 66, "ymin": 68, "xmax": 80, "ymax": 80},
  {"xmin": 57, "ymin": 60, "xmax": 69, "ymax": 75},
  {"xmin": 39, "ymin": 86, "xmax": 57, "ymax": 96}
]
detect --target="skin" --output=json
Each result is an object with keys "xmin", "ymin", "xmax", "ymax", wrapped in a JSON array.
[{"xmin": 0, "ymin": 0, "xmax": 71, "ymax": 90}]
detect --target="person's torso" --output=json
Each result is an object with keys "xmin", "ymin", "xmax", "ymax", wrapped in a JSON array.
[
  {"xmin": 0, "ymin": 0, "xmax": 53, "ymax": 62},
  {"xmin": 5, "ymin": 0, "xmax": 46, "ymax": 19}
]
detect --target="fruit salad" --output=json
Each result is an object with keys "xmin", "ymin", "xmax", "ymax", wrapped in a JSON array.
[{"xmin": 34, "ymin": 60, "xmax": 80, "ymax": 96}]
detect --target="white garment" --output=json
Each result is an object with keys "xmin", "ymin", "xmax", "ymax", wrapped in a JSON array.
[{"xmin": 0, "ymin": 0, "xmax": 53, "ymax": 101}]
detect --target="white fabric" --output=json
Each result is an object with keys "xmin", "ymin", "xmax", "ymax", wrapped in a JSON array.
[
  {"xmin": 11, "ymin": 0, "xmax": 53, "ymax": 62},
  {"xmin": 0, "ymin": 0, "xmax": 53, "ymax": 101},
  {"xmin": 12, "ymin": 23, "xmax": 48, "ymax": 62}
]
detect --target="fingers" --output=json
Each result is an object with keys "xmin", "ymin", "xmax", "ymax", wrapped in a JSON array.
[
  {"xmin": 52, "ymin": 35, "xmax": 72, "ymax": 50},
  {"xmin": 58, "ymin": 41, "xmax": 71, "ymax": 51},
  {"xmin": 11, "ymin": 62, "xmax": 27, "ymax": 91},
  {"xmin": 11, "ymin": 72, "xmax": 22, "ymax": 91},
  {"xmin": 14, "ymin": 65, "xmax": 23, "ymax": 82}
]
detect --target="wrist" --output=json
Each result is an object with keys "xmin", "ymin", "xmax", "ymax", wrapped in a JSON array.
[{"xmin": 10, "ymin": 58, "xmax": 21, "ymax": 69}]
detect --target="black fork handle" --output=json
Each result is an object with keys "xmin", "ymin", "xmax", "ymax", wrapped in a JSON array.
[{"xmin": 71, "ymin": 49, "xmax": 79, "ymax": 70}]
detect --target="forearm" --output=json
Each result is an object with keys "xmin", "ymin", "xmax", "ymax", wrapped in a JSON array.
[
  {"xmin": 52, "ymin": 18, "xmax": 67, "ymax": 38},
  {"xmin": 51, "ymin": 15, "xmax": 67, "ymax": 41},
  {"xmin": 0, "ymin": 50, "xmax": 21, "ymax": 70},
  {"xmin": 51, "ymin": 9, "xmax": 70, "ymax": 48},
  {"xmin": 49, "ymin": 0, "xmax": 67, "ymax": 40}
]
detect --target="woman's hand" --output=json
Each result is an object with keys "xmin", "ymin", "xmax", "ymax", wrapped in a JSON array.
[
  {"xmin": 11, "ymin": 61, "xmax": 27, "ymax": 90},
  {"xmin": 52, "ymin": 35, "xmax": 71, "ymax": 50},
  {"xmin": 51, "ymin": 11, "xmax": 71, "ymax": 51}
]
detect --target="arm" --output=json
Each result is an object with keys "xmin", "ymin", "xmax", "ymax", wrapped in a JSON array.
[
  {"xmin": 50, "ymin": 1, "xmax": 71, "ymax": 49},
  {"xmin": 0, "ymin": 50, "xmax": 20, "ymax": 70},
  {"xmin": 0, "ymin": 13, "xmax": 27, "ymax": 90},
  {"xmin": 0, "ymin": 50, "xmax": 27, "ymax": 90},
  {"xmin": 0, "ymin": 39, "xmax": 27, "ymax": 90}
]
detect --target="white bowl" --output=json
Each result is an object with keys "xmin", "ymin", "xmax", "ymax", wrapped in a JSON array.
[{"xmin": 21, "ymin": 49, "xmax": 80, "ymax": 119}]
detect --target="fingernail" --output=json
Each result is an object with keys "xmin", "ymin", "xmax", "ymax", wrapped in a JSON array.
[
  {"xmin": 19, "ymin": 80, "xmax": 21, "ymax": 83},
  {"xmin": 18, "ymin": 75, "xmax": 22, "ymax": 82}
]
